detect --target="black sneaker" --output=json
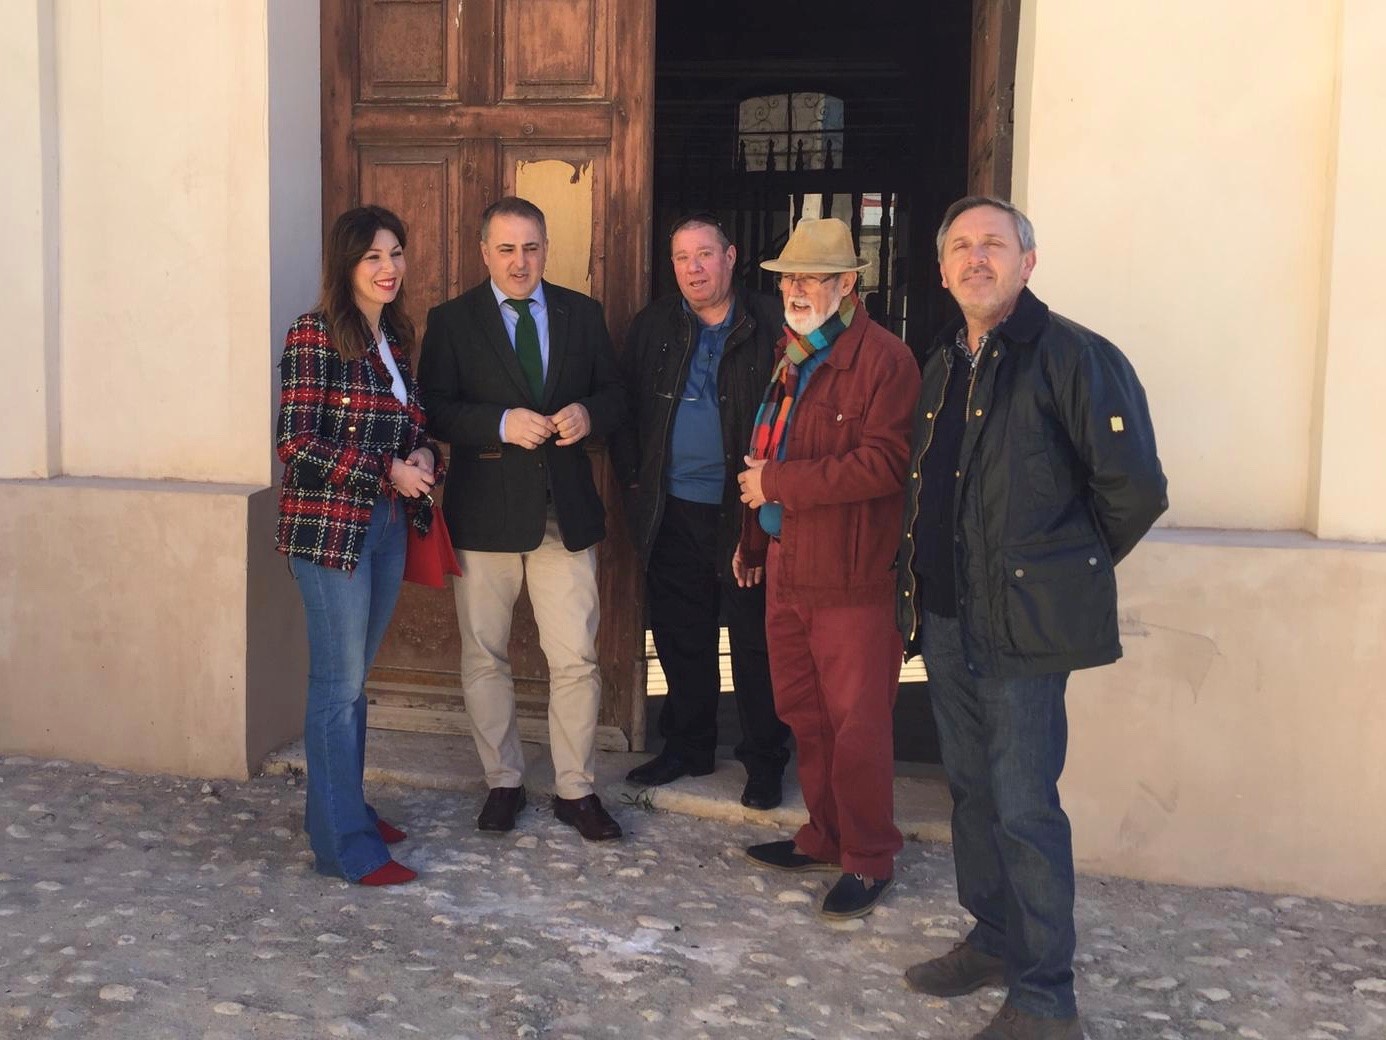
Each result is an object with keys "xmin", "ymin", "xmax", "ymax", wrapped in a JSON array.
[
  {"xmin": 744, "ymin": 839, "xmax": 838, "ymax": 873},
  {"xmin": 819, "ymin": 872, "xmax": 894, "ymax": 919}
]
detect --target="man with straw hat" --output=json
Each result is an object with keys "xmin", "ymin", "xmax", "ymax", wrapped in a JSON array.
[{"xmin": 734, "ymin": 217, "xmax": 920, "ymax": 919}]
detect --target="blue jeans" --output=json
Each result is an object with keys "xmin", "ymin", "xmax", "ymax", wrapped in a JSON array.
[
  {"xmin": 289, "ymin": 499, "xmax": 406, "ymax": 880},
  {"xmin": 920, "ymin": 611, "xmax": 1076, "ymax": 1019}
]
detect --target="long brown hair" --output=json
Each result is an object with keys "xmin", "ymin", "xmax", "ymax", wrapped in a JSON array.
[{"xmin": 318, "ymin": 205, "xmax": 416, "ymax": 361}]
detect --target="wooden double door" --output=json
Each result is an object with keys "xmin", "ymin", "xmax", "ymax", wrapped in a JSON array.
[
  {"xmin": 320, "ymin": 0, "xmax": 1016, "ymax": 752},
  {"xmin": 321, "ymin": 0, "xmax": 653, "ymax": 750}
]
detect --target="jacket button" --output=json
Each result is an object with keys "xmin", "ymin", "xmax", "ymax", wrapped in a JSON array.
[
  {"xmin": 954, "ymin": 470, "xmax": 961, "ymax": 478},
  {"xmin": 992, "ymin": 350, "xmax": 998, "ymax": 358},
  {"xmin": 1014, "ymin": 568, "xmax": 1025, "ymax": 578},
  {"xmin": 347, "ymin": 425, "xmax": 357, "ymax": 432},
  {"xmin": 836, "ymin": 413, "xmax": 843, "ymax": 422},
  {"xmin": 906, "ymin": 532, "xmax": 912, "ymax": 539},
  {"xmin": 903, "ymin": 590, "xmax": 910, "ymax": 597},
  {"xmin": 925, "ymin": 411, "xmax": 934, "ymax": 420},
  {"xmin": 1088, "ymin": 557, "xmax": 1098, "ymax": 566},
  {"xmin": 911, "ymin": 471, "xmax": 918, "ymax": 479},
  {"xmin": 341, "ymin": 396, "xmax": 351, "ymax": 404},
  {"xmin": 975, "ymin": 409, "xmax": 983, "ymax": 417}
]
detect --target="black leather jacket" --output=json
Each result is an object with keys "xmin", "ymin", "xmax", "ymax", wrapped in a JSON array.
[
  {"xmin": 896, "ymin": 288, "xmax": 1168, "ymax": 677},
  {"xmin": 610, "ymin": 288, "xmax": 781, "ymax": 580}
]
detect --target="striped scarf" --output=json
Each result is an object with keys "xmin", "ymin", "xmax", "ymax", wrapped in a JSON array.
[{"xmin": 749, "ymin": 292, "xmax": 858, "ymax": 461}]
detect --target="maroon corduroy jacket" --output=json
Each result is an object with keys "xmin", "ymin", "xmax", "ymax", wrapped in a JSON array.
[
  {"xmin": 275, "ymin": 311, "xmax": 443, "ymax": 572},
  {"xmin": 739, "ymin": 308, "xmax": 921, "ymax": 606}
]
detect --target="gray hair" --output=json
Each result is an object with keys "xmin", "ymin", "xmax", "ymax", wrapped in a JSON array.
[{"xmin": 935, "ymin": 195, "xmax": 1037, "ymax": 259}]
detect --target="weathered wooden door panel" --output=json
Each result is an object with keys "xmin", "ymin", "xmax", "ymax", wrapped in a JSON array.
[
  {"xmin": 321, "ymin": 0, "xmax": 653, "ymax": 749},
  {"xmin": 358, "ymin": 0, "xmax": 460, "ymax": 100},
  {"xmin": 356, "ymin": 147, "xmax": 460, "ymax": 340},
  {"xmin": 968, "ymin": 0, "xmax": 1019, "ymax": 198},
  {"xmin": 503, "ymin": 0, "xmax": 609, "ymax": 100}
]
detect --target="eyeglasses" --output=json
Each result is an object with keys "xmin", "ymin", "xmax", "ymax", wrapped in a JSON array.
[{"xmin": 777, "ymin": 273, "xmax": 840, "ymax": 289}]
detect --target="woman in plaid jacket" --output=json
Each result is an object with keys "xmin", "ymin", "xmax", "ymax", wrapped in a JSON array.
[{"xmin": 275, "ymin": 205, "xmax": 443, "ymax": 887}]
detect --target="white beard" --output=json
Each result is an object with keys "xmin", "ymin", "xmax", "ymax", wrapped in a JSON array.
[{"xmin": 784, "ymin": 284, "xmax": 846, "ymax": 336}]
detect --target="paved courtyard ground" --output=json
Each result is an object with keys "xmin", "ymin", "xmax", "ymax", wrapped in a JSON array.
[{"xmin": 2, "ymin": 755, "xmax": 1383, "ymax": 1039}]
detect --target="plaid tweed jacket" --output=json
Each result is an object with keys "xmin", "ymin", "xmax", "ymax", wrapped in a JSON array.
[{"xmin": 275, "ymin": 311, "xmax": 443, "ymax": 572}]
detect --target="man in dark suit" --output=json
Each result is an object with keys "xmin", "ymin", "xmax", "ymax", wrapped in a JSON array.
[{"xmin": 418, "ymin": 196, "xmax": 625, "ymax": 842}]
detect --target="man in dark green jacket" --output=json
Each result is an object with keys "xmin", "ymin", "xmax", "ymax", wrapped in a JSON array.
[{"xmin": 896, "ymin": 197, "xmax": 1167, "ymax": 1040}]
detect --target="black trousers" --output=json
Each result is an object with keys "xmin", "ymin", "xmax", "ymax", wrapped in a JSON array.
[{"xmin": 646, "ymin": 496, "xmax": 790, "ymax": 777}]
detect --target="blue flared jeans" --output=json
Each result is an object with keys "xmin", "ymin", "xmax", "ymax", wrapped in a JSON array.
[
  {"xmin": 289, "ymin": 499, "xmax": 406, "ymax": 881},
  {"xmin": 920, "ymin": 610, "xmax": 1077, "ymax": 1019}
]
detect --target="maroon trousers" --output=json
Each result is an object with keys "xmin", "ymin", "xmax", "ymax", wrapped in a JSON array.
[{"xmin": 765, "ymin": 542, "xmax": 904, "ymax": 879}]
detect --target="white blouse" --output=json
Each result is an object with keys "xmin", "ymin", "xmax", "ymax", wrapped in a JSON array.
[{"xmin": 377, "ymin": 333, "xmax": 407, "ymax": 405}]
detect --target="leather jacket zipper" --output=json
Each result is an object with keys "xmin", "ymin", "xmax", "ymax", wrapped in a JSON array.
[{"xmin": 642, "ymin": 315, "xmax": 695, "ymax": 552}]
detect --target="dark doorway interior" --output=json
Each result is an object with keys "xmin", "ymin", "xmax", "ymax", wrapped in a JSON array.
[
  {"xmin": 653, "ymin": 0, "xmax": 972, "ymax": 361},
  {"xmin": 647, "ymin": 1, "xmax": 973, "ymax": 764}
]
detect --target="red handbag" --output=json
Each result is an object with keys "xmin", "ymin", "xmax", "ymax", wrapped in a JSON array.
[{"xmin": 404, "ymin": 503, "xmax": 463, "ymax": 587}]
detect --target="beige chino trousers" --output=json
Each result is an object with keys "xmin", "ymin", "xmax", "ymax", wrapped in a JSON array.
[{"xmin": 453, "ymin": 511, "xmax": 601, "ymax": 800}]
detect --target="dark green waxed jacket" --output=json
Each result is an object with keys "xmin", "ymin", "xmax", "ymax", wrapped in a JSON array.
[{"xmin": 896, "ymin": 288, "xmax": 1168, "ymax": 677}]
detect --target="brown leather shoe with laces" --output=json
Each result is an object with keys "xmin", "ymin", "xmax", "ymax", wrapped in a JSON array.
[
  {"xmin": 904, "ymin": 941, "xmax": 1005, "ymax": 996},
  {"xmin": 552, "ymin": 793, "xmax": 622, "ymax": 841},
  {"xmin": 971, "ymin": 1001, "xmax": 1082, "ymax": 1040}
]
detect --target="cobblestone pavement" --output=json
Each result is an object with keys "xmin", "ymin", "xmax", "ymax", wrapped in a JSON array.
[{"xmin": 2, "ymin": 756, "xmax": 1383, "ymax": 1040}]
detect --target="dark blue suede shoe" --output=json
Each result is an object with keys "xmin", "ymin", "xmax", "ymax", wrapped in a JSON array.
[
  {"xmin": 820, "ymin": 872, "xmax": 894, "ymax": 919},
  {"xmin": 744, "ymin": 839, "xmax": 838, "ymax": 873}
]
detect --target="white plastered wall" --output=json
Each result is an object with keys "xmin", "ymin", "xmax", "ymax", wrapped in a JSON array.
[
  {"xmin": 1013, "ymin": 0, "xmax": 1386, "ymax": 901},
  {"xmin": 55, "ymin": 2, "xmax": 271, "ymax": 484},
  {"xmin": 0, "ymin": 0, "xmax": 319, "ymax": 777},
  {"xmin": 1, "ymin": 0, "xmax": 59, "ymax": 479}
]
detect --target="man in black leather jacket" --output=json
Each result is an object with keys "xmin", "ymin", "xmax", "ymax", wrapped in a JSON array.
[
  {"xmin": 896, "ymin": 197, "xmax": 1167, "ymax": 1040},
  {"xmin": 610, "ymin": 213, "xmax": 790, "ymax": 810}
]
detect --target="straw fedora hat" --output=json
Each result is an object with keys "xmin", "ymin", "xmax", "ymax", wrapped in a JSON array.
[{"xmin": 760, "ymin": 217, "xmax": 869, "ymax": 274}]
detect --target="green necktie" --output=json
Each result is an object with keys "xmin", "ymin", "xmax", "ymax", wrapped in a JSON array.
[{"xmin": 506, "ymin": 297, "xmax": 544, "ymax": 402}]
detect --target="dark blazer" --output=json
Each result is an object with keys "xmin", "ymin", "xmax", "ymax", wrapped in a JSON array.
[{"xmin": 418, "ymin": 280, "xmax": 625, "ymax": 553}]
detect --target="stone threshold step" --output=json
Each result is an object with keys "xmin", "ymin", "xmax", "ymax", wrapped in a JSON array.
[{"xmin": 261, "ymin": 727, "xmax": 954, "ymax": 843}]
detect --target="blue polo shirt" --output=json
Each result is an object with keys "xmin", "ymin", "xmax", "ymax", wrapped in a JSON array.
[{"xmin": 668, "ymin": 300, "xmax": 735, "ymax": 504}]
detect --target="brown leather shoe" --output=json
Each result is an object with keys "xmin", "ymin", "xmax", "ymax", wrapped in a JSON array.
[
  {"xmin": 905, "ymin": 941, "xmax": 1005, "ymax": 996},
  {"xmin": 552, "ymin": 794, "xmax": 622, "ymax": 841},
  {"xmin": 476, "ymin": 786, "xmax": 526, "ymax": 832},
  {"xmin": 971, "ymin": 1002, "xmax": 1082, "ymax": 1040}
]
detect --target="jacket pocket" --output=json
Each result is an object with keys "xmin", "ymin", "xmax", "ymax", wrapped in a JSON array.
[
  {"xmin": 1021, "ymin": 436, "xmax": 1059, "ymax": 505},
  {"xmin": 1000, "ymin": 536, "xmax": 1117, "ymax": 660},
  {"xmin": 801, "ymin": 401, "xmax": 865, "ymax": 457}
]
